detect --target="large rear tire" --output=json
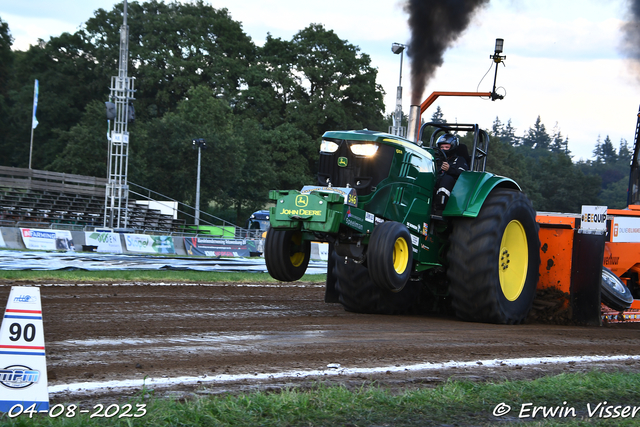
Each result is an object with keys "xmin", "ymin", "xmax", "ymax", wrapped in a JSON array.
[
  {"xmin": 447, "ymin": 188, "xmax": 540, "ymax": 324},
  {"xmin": 367, "ymin": 221, "xmax": 413, "ymax": 292},
  {"xmin": 264, "ymin": 229, "xmax": 311, "ymax": 281},
  {"xmin": 333, "ymin": 251, "xmax": 420, "ymax": 314}
]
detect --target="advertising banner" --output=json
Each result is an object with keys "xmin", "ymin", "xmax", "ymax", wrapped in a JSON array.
[
  {"xmin": 123, "ymin": 234, "xmax": 176, "ymax": 254},
  {"xmin": 84, "ymin": 231, "xmax": 123, "ymax": 253},
  {"xmin": 611, "ymin": 216, "xmax": 640, "ymax": 243},
  {"xmin": 184, "ymin": 237, "xmax": 252, "ymax": 257},
  {"xmin": 20, "ymin": 229, "xmax": 75, "ymax": 251}
]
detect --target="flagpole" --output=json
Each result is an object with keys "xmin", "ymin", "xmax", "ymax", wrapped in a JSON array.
[
  {"xmin": 29, "ymin": 125, "xmax": 34, "ymax": 170},
  {"xmin": 29, "ymin": 79, "xmax": 39, "ymax": 170}
]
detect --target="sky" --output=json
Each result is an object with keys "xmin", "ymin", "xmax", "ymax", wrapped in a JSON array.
[{"xmin": 1, "ymin": 0, "xmax": 640, "ymax": 161}]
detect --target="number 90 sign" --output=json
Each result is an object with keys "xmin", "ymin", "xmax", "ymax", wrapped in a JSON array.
[{"xmin": 9, "ymin": 323, "xmax": 36, "ymax": 342}]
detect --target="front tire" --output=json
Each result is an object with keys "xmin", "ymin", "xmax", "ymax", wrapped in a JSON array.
[
  {"xmin": 367, "ymin": 221, "xmax": 413, "ymax": 292},
  {"xmin": 333, "ymin": 251, "xmax": 420, "ymax": 314},
  {"xmin": 264, "ymin": 229, "xmax": 311, "ymax": 281},
  {"xmin": 447, "ymin": 188, "xmax": 540, "ymax": 324}
]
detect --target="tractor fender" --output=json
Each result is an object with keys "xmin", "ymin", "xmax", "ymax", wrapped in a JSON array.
[{"xmin": 443, "ymin": 171, "xmax": 520, "ymax": 218}]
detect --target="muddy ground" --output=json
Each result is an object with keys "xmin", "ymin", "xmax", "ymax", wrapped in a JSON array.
[{"xmin": 1, "ymin": 281, "xmax": 640, "ymax": 404}]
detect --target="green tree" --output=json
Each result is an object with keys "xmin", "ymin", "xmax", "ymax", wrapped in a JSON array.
[
  {"xmin": 283, "ymin": 24, "xmax": 385, "ymax": 137},
  {"xmin": 133, "ymin": 86, "xmax": 243, "ymax": 210},
  {"xmin": 593, "ymin": 135, "xmax": 617, "ymax": 164},
  {"xmin": 487, "ymin": 118, "xmax": 541, "ymax": 207},
  {"xmin": 47, "ymin": 100, "xmax": 109, "ymax": 176},
  {"xmin": 235, "ymin": 34, "xmax": 298, "ymax": 129},
  {"xmin": 550, "ymin": 123, "xmax": 570, "ymax": 154},
  {"xmin": 0, "ymin": 31, "xmax": 111, "ymax": 169},
  {"xmin": 0, "ymin": 1, "xmax": 256, "ymax": 171},
  {"xmin": 579, "ymin": 136, "xmax": 633, "ymax": 209},
  {"xmin": 521, "ymin": 115, "xmax": 551, "ymax": 151},
  {"xmin": 529, "ymin": 152, "xmax": 601, "ymax": 212},
  {"xmin": 600, "ymin": 177, "xmax": 628, "ymax": 209},
  {"xmin": 0, "ymin": 17, "xmax": 13, "ymax": 164},
  {"xmin": 489, "ymin": 115, "xmax": 603, "ymax": 212},
  {"xmin": 619, "ymin": 138, "xmax": 632, "ymax": 162},
  {"xmin": 430, "ymin": 106, "xmax": 445, "ymax": 123},
  {"xmin": 82, "ymin": 0, "xmax": 256, "ymax": 121},
  {"xmin": 0, "ymin": 3, "xmax": 392, "ymax": 222},
  {"xmin": 224, "ymin": 117, "xmax": 278, "ymax": 222},
  {"xmin": 261, "ymin": 122, "xmax": 317, "ymax": 190},
  {"xmin": 491, "ymin": 116, "xmax": 519, "ymax": 146},
  {"xmin": 0, "ymin": 17, "xmax": 13, "ymax": 98}
]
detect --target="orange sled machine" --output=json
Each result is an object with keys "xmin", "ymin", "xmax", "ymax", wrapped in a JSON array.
[{"xmin": 536, "ymin": 106, "xmax": 640, "ymax": 325}]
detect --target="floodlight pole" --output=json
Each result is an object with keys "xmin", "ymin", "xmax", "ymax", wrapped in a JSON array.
[
  {"xmin": 490, "ymin": 38, "xmax": 506, "ymax": 101},
  {"xmin": 192, "ymin": 138, "xmax": 207, "ymax": 226},
  {"xmin": 195, "ymin": 145, "xmax": 202, "ymax": 226},
  {"xmin": 390, "ymin": 43, "xmax": 407, "ymax": 137}
]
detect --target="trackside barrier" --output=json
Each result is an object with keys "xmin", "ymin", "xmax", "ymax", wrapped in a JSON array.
[
  {"xmin": 1, "ymin": 226, "xmax": 327, "ymax": 261},
  {"xmin": 0, "ymin": 227, "xmax": 25, "ymax": 250},
  {"xmin": 310, "ymin": 242, "xmax": 329, "ymax": 261}
]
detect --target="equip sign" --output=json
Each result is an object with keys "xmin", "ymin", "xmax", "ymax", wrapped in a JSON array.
[{"xmin": 580, "ymin": 206, "xmax": 607, "ymax": 232}]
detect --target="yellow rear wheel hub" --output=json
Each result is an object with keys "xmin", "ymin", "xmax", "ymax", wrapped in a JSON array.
[
  {"xmin": 499, "ymin": 220, "xmax": 528, "ymax": 301},
  {"xmin": 393, "ymin": 237, "xmax": 409, "ymax": 274},
  {"xmin": 289, "ymin": 232, "xmax": 305, "ymax": 267}
]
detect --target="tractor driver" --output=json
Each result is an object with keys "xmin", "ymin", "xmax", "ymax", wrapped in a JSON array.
[{"xmin": 435, "ymin": 133, "xmax": 469, "ymax": 212}]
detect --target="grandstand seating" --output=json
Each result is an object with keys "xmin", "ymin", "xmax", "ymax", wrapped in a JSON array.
[{"xmin": 0, "ymin": 166, "xmax": 186, "ymax": 232}]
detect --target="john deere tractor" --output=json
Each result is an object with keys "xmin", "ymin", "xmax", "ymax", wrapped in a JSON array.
[{"xmin": 265, "ymin": 122, "xmax": 540, "ymax": 324}]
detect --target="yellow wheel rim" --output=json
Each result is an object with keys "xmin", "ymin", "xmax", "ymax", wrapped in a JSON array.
[
  {"xmin": 499, "ymin": 220, "xmax": 529, "ymax": 301},
  {"xmin": 289, "ymin": 231, "xmax": 305, "ymax": 267},
  {"xmin": 392, "ymin": 237, "xmax": 409, "ymax": 274}
]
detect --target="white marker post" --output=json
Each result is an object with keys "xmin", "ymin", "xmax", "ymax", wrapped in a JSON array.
[{"xmin": 0, "ymin": 287, "xmax": 49, "ymax": 413}]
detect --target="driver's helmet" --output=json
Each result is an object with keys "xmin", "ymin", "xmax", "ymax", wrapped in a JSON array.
[{"xmin": 436, "ymin": 133, "xmax": 459, "ymax": 155}]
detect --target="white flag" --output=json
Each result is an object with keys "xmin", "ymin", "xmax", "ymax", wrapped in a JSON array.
[{"xmin": 31, "ymin": 79, "xmax": 39, "ymax": 129}]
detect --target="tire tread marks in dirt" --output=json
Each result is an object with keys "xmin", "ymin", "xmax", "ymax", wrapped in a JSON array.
[
  {"xmin": 265, "ymin": 229, "xmax": 310, "ymax": 282},
  {"xmin": 447, "ymin": 188, "xmax": 540, "ymax": 324},
  {"xmin": 333, "ymin": 251, "xmax": 420, "ymax": 314}
]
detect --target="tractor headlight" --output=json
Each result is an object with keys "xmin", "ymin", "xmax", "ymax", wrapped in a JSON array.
[
  {"xmin": 350, "ymin": 143, "xmax": 379, "ymax": 157},
  {"xmin": 320, "ymin": 139, "xmax": 339, "ymax": 153}
]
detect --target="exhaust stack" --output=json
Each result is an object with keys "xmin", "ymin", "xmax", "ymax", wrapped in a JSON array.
[{"xmin": 406, "ymin": 105, "xmax": 421, "ymax": 143}]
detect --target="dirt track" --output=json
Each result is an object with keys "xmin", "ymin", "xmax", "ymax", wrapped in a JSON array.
[{"xmin": 2, "ymin": 281, "xmax": 640, "ymax": 403}]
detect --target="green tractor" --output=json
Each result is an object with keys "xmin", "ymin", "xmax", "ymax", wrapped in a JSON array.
[{"xmin": 265, "ymin": 121, "xmax": 540, "ymax": 324}]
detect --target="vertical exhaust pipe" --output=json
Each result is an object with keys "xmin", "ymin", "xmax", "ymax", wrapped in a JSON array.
[{"xmin": 406, "ymin": 105, "xmax": 421, "ymax": 143}]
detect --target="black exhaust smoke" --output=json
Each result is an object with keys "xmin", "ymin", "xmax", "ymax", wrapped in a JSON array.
[
  {"xmin": 623, "ymin": 0, "xmax": 640, "ymax": 66},
  {"xmin": 405, "ymin": 0, "xmax": 489, "ymax": 105}
]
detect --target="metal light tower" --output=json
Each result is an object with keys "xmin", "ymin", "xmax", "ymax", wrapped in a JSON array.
[
  {"xmin": 389, "ymin": 43, "xmax": 407, "ymax": 137},
  {"xmin": 192, "ymin": 138, "xmax": 207, "ymax": 226},
  {"xmin": 104, "ymin": 0, "xmax": 135, "ymax": 228}
]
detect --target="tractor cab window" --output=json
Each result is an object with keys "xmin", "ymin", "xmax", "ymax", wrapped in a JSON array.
[{"xmin": 317, "ymin": 138, "xmax": 395, "ymax": 196}]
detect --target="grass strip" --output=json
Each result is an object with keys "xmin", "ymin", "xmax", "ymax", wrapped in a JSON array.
[
  {"xmin": 0, "ymin": 270, "xmax": 325, "ymax": 283},
  {"xmin": 2, "ymin": 370, "xmax": 640, "ymax": 426}
]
